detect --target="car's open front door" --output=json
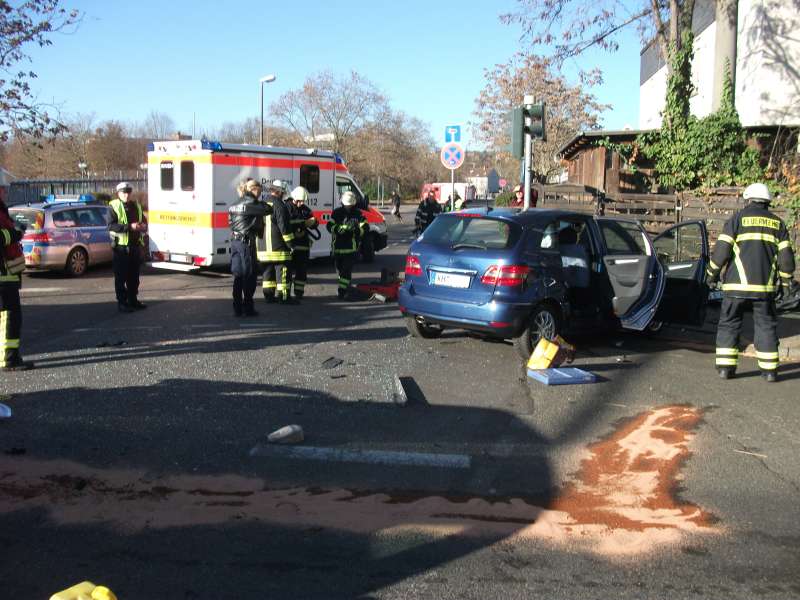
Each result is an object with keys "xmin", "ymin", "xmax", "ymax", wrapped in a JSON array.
[
  {"xmin": 597, "ymin": 218, "xmax": 665, "ymax": 331},
  {"xmin": 652, "ymin": 220, "xmax": 710, "ymax": 325}
]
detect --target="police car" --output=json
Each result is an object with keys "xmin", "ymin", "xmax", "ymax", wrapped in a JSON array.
[{"xmin": 8, "ymin": 195, "xmax": 114, "ymax": 276}]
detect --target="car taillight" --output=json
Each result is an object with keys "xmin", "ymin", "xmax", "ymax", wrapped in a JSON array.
[
  {"xmin": 481, "ymin": 264, "xmax": 530, "ymax": 286},
  {"xmin": 151, "ymin": 251, "xmax": 165, "ymax": 261},
  {"xmin": 405, "ymin": 255, "xmax": 422, "ymax": 276},
  {"xmin": 22, "ymin": 232, "xmax": 51, "ymax": 243},
  {"xmin": 193, "ymin": 256, "xmax": 207, "ymax": 266}
]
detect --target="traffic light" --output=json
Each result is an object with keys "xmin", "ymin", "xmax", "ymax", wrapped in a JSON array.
[{"xmin": 509, "ymin": 102, "xmax": 547, "ymax": 159}]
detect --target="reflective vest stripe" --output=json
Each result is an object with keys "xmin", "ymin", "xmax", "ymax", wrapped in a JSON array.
[
  {"xmin": 1, "ymin": 229, "xmax": 9, "ymax": 245},
  {"xmin": 779, "ymin": 270, "xmax": 793, "ymax": 279},
  {"xmin": 721, "ymin": 283, "xmax": 776, "ymax": 292},
  {"xmin": 731, "ymin": 243, "xmax": 748, "ymax": 285},
  {"xmin": 778, "ymin": 240, "xmax": 792, "ymax": 250},
  {"xmin": 755, "ymin": 351, "xmax": 779, "ymax": 360},
  {"xmin": 736, "ymin": 233, "xmax": 778, "ymax": 245},
  {"xmin": 718, "ymin": 234, "xmax": 735, "ymax": 245},
  {"xmin": 109, "ymin": 199, "xmax": 144, "ymax": 247}
]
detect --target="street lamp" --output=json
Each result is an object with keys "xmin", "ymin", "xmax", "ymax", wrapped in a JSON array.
[
  {"xmin": 78, "ymin": 161, "xmax": 87, "ymax": 179},
  {"xmin": 259, "ymin": 74, "xmax": 276, "ymax": 145}
]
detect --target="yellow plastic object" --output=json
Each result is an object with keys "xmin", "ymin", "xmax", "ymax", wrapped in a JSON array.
[
  {"xmin": 528, "ymin": 337, "xmax": 560, "ymax": 370},
  {"xmin": 50, "ymin": 581, "xmax": 117, "ymax": 600}
]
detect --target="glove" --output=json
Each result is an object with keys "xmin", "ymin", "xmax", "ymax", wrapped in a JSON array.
[{"xmin": 305, "ymin": 217, "xmax": 317, "ymax": 228}]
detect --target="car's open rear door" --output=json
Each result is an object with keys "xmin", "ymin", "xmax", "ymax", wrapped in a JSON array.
[
  {"xmin": 652, "ymin": 220, "xmax": 710, "ymax": 325},
  {"xmin": 597, "ymin": 218, "xmax": 665, "ymax": 331}
]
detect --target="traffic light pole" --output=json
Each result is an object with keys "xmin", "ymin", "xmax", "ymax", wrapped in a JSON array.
[{"xmin": 523, "ymin": 94, "xmax": 534, "ymax": 210}]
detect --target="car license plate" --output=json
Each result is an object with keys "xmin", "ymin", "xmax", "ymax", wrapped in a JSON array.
[
  {"xmin": 431, "ymin": 271, "xmax": 470, "ymax": 288},
  {"xmin": 170, "ymin": 254, "xmax": 192, "ymax": 264}
]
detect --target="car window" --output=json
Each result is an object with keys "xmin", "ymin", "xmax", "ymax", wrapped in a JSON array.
[
  {"xmin": 52, "ymin": 210, "xmax": 78, "ymax": 228},
  {"xmin": 74, "ymin": 208, "xmax": 105, "ymax": 227},
  {"xmin": 94, "ymin": 207, "xmax": 112, "ymax": 225},
  {"xmin": 9, "ymin": 209, "xmax": 44, "ymax": 231},
  {"xmin": 599, "ymin": 220, "xmax": 650, "ymax": 256},
  {"xmin": 422, "ymin": 216, "xmax": 520, "ymax": 249},
  {"xmin": 653, "ymin": 223, "xmax": 704, "ymax": 263}
]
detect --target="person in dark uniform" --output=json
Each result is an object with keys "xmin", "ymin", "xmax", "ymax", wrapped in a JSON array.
[
  {"xmin": 108, "ymin": 182, "xmax": 147, "ymax": 313},
  {"xmin": 229, "ymin": 178, "xmax": 269, "ymax": 316},
  {"xmin": 706, "ymin": 182, "xmax": 796, "ymax": 383},
  {"xmin": 414, "ymin": 188, "xmax": 441, "ymax": 234},
  {"xmin": 1, "ymin": 197, "xmax": 34, "ymax": 371},
  {"xmin": 257, "ymin": 179, "xmax": 296, "ymax": 305},
  {"xmin": 288, "ymin": 186, "xmax": 317, "ymax": 301},
  {"xmin": 390, "ymin": 191, "xmax": 402, "ymax": 222},
  {"xmin": 327, "ymin": 191, "xmax": 367, "ymax": 300}
]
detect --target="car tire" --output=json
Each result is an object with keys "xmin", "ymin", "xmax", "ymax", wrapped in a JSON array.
[
  {"xmin": 361, "ymin": 233, "xmax": 375, "ymax": 263},
  {"xmin": 65, "ymin": 247, "xmax": 88, "ymax": 277},
  {"xmin": 405, "ymin": 315, "xmax": 443, "ymax": 339},
  {"xmin": 513, "ymin": 304, "xmax": 560, "ymax": 360}
]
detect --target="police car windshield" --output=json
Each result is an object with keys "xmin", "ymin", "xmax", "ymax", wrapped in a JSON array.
[
  {"xmin": 9, "ymin": 208, "xmax": 42, "ymax": 230},
  {"xmin": 422, "ymin": 216, "xmax": 520, "ymax": 250}
]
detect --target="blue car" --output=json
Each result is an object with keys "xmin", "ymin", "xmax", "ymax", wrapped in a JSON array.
[{"xmin": 398, "ymin": 207, "xmax": 709, "ymax": 359}]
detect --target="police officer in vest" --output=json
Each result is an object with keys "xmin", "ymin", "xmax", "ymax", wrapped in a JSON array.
[
  {"xmin": 257, "ymin": 180, "xmax": 296, "ymax": 304},
  {"xmin": 327, "ymin": 191, "xmax": 367, "ymax": 300},
  {"xmin": 706, "ymin": 182, "xmax": 796, "ymax": 382},
  {"xmin": 229, "ymin": 178, "xmax": 270, "ymax": 316},
  {"xmin": 288, "ymin": 186, "xmax": 317, "ymax": 301},
  {"xmin": 1, "ymin": 196, "xmax": 34, "ymax": 371},
  {"xmin": 108, "ymin": 182, "xmax": 148, "ymax": 313}
]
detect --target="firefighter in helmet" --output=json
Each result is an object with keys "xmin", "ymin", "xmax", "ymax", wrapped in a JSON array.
[
  {"xmin": 257, "ymin": 179, "xmax": 297, "ymax": 304},
  {"xmin": 229, "ymin": 178, "xmax": 270, "ymax": 316},
  {"xmin": 288, "ymin": 186, "xmax": 317, "ymax": 301},
  {"xmin": 327, "ymin": 191, "xmax": 367, "ymax": 300},
  {"xmin": 1, "ymin": 196, "xmax": 33, "ymax": 371},
  {"xmin": 706, "ymin": 182, "xmax": 796, "ymax": 382}
]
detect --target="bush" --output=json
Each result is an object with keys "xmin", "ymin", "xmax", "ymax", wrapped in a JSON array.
[{"xmin": 494, "ymin": 191, "xmax": 514, "ymax": 207}]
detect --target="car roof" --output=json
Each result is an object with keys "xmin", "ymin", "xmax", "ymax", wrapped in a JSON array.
[
  {"xmin": 11, "ymin": 201, "xmax": 104, "ymax": 211},
  {"xmin": 442, "ymin": 207, "xmax": 604, "ymax": 226}
]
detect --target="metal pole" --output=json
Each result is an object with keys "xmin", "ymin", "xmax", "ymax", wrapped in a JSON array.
[
  {"xmin": 259, "ymin": 83, "xmax": 264, "ymax": 145},
  {"xmin": 450, "ymin": 168, "xmax": 455, "ymax": 212},
  {"xmin": 523, "ymin": 94, "xmax": 534, "ymax": 210}
]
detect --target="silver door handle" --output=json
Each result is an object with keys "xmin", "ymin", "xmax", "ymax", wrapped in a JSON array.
[{"xmin": 544, "ymin": 277, "xmax": 556, "ymax": 287}]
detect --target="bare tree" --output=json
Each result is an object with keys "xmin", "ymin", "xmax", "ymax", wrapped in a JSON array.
[
  {"xmin": 0, "ymin": 0, "xmax": 80, "ymax": 141},
  {"xmin": 136, "ymin": 110, "xmax": 176, "ymax": 140}
]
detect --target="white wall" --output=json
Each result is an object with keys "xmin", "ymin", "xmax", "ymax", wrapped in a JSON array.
[{"xmin": 639, "ymin": 0, "xmax": 800, "ymax": 128}]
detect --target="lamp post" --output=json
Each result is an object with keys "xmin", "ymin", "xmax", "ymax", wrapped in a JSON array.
[
  {"xmin": 78, "ymin": 161, "xmax": 87, "ymax": 179},
  {"xmin": 259, "ymin": 74, "xmax": 276, "ymax": 145}
]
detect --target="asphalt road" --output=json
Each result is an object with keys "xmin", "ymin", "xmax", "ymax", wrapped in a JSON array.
[{"xmin": 2, "ymin": 206, "xmax": 799, "ymax": 599}]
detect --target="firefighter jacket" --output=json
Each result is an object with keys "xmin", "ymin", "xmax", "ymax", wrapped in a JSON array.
[
  {"xmin": 414, "ymin": 199, "xmax": 441, "ymax": 231},
  {"xmin": 327, "ymin": 206, "xmax": 367, "ymax": 255},
  {"xmin": 289, "ymin": 203, "xmax": 316, "ymax": 252},
  {"xmin": 257, "ymin": 196, "xmax": 294, "ymax": 262},
  {"xmin": 706, "ymin": 202, "xmax": 796, "ymax": 299},
  {"xmin": 0, "ymin": 201, "xmax": 25, "ymax": 285},
  {"xmin": 229, "ymin": 192, "xmax": 269, "ymax": 240},
  {"xmin": 108, "ymin": 199, "xmax": 145, "ymax": 247}
]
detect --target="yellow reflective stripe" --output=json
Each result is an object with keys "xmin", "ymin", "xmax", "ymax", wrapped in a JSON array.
[
  {"xmin": 1, "ymin": 229, "xmax": 10, "ymax": 245},
  {"xmin": 758, "ymin": 361, "xmax": 778, "ymax": 370},
  {"xmin": 721, "ymin": 283, "xmax": 776, "ymax": 292},
  {"xmin": 282, "ymin": 233, "xmax": 295, "ymax": 242},
  {"xmin": 718, "ymin": 234, "xmax": 735, "ymax": 245},
  {"xmin": 1, "ymin": 340, "xmax": 20, "ymax": 349},
  {"xmin": 716, "ymin": 358, "xmax": 738, "ymax": 366},
  {"xmin": 736, "ymin": 233, "xmax": 778, "ymax": 245},
  {"xmin": 257, "ymin": 252, "xmax": 291, "ymax": 261},
  {"xmin": 779, "ymin": 271, "xmax": 792, "ymax": 279},
  {"xmin": 0, "ymin": 274, "xmax": 20, "ymax": 282},
  {"xmin": 755, "ymin": 351, "xmax": 779, "ymax": 359},
  {"xmin": 716, "ymin": 348, "xmax": 739, "ymax": 356},
  {"xmin": 778, "ymin": 240, "xmax": 791, "ymax": 250},
  {"xmin": 709, "ymin": 260, "xmax": 720, "ymax": 270},
  {"xmin": 731, "ymin": 243, "xmax": 748, "ymax": 285}
]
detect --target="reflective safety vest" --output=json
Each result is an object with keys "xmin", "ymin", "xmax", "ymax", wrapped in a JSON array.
[
  {"xmin": 109, "ymin": 199, "xmax": 145, "ymax": 247},
  {"xmin": 256, "ymin": 198, "xmax": 294, "ymax": 262},
  {"xmin": 707, "ymin": 202, "xmax": 796, "ymax": 299},
  {"xmin": 0, "ymin": 206, "xmax": 25, "ymax": 284}
]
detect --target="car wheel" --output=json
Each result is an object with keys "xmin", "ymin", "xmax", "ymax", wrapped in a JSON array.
[
  {"xmin": 405, "ymin": 315, "xmax": 443, "ymax": 339},
  {"xmin": 361, "ymin": 233, "xmax": 375, "ymax": 263},
  {"xmin": 513, "ymin": 304, "xmax": 560, "ymax": 360},
  {"xmin": 65, "ymin": 247, "xmax": 88, "ymax": 277}
]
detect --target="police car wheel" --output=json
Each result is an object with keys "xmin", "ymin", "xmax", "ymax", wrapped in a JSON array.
[{"xmin": 65, "ymin": 247, "xmax": 88, "ymax": 277}]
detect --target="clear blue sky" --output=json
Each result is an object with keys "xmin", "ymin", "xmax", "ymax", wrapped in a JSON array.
[{"xmin": 29, "ymin": 0, "xmax": 644, "ymax": 148}]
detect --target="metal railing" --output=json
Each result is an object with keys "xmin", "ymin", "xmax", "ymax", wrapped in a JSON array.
[{"xmin": 7, "ymin": 176, "xmax": 147, "ymax": 206}]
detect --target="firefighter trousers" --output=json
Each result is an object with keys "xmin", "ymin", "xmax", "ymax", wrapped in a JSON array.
[
  {"xmin": 1, "ymin": 284, "xmax": 23, "ymax": 367},
  {"xmin": 716, "ymin": 296, "xmax": 779, "ymax": 373},
  {"xmin": 334, "ymin": 254, "xmax": 356, "ymax": 298},
  {"xmin": 291, "ymin": 250, "xmax": 309, "ymax": 298},
  {"xmin": 262, "ymin": 260, "xmax": 291, "ymax": 301}
]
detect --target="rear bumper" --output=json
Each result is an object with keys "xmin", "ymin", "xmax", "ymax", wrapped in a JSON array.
[{"xmin": 398, "ymin": 284, "xmax": 529, "ymax": 338}]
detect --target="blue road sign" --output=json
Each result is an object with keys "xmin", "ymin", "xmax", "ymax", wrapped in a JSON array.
[{"xmin": 445, "ymin": 125, "xmax": 461, "ymax": 143}]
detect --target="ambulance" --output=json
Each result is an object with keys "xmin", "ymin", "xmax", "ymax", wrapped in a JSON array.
[{"xmin": 145, "ymin": 139, "xmax": 388, "ymax": 271}]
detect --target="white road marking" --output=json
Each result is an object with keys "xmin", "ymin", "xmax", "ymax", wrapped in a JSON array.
[
  {"xmin": 19, "ymin": 287, "xmax": 66, "ymax": 294},
  {"xmin": 172, "ymin": 295, "xmax": 209, "ymax": 300},
  {"xmin": 249, "ymin": 445, "xmax": 471, "ymax": 469}
]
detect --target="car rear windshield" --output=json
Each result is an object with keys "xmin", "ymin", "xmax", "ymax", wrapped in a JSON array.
[
  {"xmin": 422, "ymin": 215, "xmax": 521, "ymax": 249},
  {"xmin": 9, "ymin": 208, "xmax": 44, "ymax": 230}
]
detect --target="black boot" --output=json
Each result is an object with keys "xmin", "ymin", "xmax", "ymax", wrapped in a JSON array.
[
  {"xmin": 118, "ymin": 303, "xmax": 134, "ymax": 313},
  {"xmin": 717, "ymin": 367, "xmax": 736, "ymax": 380},
  {"xmin": 761, "ymin": 371, "xmax": 777, "ymax": 383}
]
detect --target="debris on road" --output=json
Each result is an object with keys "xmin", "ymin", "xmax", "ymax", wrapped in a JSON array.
[
  {"xmin": 50, "ymin": 580, "xmax": 117, "ymax": 600},
  {"xmin": 527, "ymin": 336, "xmax": 575, "ymax": 370},
  {"xmin": 322, "ymin": 357, "xmax": 344, "ymax": 369},
  {"xmin": 733, "ymin": 449, "xmax": 768, "ymax": 459},
  {"xmin": 391, "ymin": 374, "xmax": 408, "ymax": 405},
  {"xmin": 369, "ymin": 293, "xmax": 388, "ymax": 303},
  {"xmin": 528, "ymin": 367, "xmax": 597, "ymax": 385},
  {"xmin": 267, "ymin": 424, "xmax": 304, "ymax": 444}
]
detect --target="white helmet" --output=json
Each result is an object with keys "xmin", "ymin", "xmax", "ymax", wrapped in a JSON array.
[
  {"xmin": 291, "ymin": 186, "xmax": 309, "ymax": 202},
  {"xmin": 743, "ymin": 182, "xmax": 772, "ymax": 203},
  {"xmin": 269, "ymin": 179, "xmax": 289, "ymax": 196},
  {"xmin": 340, "ymin": 191, "xmax": 356, "ymax": 206}
]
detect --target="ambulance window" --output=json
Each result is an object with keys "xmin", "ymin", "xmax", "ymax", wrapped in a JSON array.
[
  {"xmin": 180, "ymin": 161, "xmax": 195, "ymax": 191},
  {"xmin": 299, "ymin": 165, "xmax": 320, "ymax": 193},
  {"xmin": 160, "ymin": 161, "xmax": 174, "ymax": 190}
]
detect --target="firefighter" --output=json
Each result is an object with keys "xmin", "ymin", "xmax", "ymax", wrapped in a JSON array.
[
  {"xmin": 706, "ymin": 182, "xmax": 796, "ymax": 382},
  {"xmin": 414, "ymin": 188, "xmax": 441, "ymax": 234},
  {"xmin": 257, "ymin": 179, "xmax": 296, "ymax": 304},
  {"xmin": 288, "ymin": 186, "xmax": 317, "ymax": 301},
  {"xmin": 1, "ymin": 197, "xmax": 33, "ymax": 371},
  {"xmin": 108, "ymin": 182, "xmax": 148, "ymax": 313},
  {"xmin": 229, "ymin": 178, "xmax": 270, "ymax": 316},
  {"xmin": 327, "ymin": 191, "xmax": 367, "ymax": 300}
]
